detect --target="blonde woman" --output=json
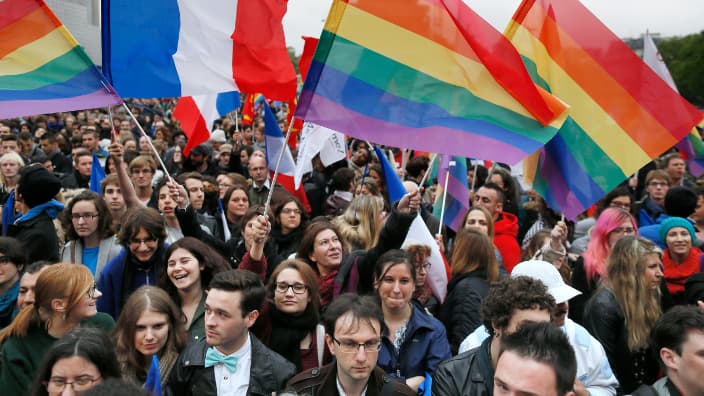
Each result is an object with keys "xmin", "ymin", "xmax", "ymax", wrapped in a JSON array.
[
  {"xmin": 0, "ymin": 263, "xmax": 114, "ymax": 395},
  {"xmin": 583, "ymin": 236, "xmax": 663, "ymax": 393},
  {"xmin": 333, "ymin": 194, "xmax": 386, "ymax": 251},
  {"xmin": 0, "ymin": 151, "xmax": 24, "ymax": 203}
]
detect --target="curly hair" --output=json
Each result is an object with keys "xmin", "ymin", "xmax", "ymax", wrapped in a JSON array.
[{"xmin": 482, "ymin": 276, "xmax": 556, "ymax": 336}]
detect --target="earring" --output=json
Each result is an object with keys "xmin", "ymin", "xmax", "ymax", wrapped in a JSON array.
[{"xmin": 61, "ymin": 314, "xmax": 65, "ymax": 321}]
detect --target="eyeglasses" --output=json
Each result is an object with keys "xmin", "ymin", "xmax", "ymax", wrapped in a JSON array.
[
  {"xmin": 87, "ymin": 283, "xmax": 99, "ymax": 299},
  {"xmin": 611, "ymin": 227, "xmax": 636, "ymax": 235},
  {"xmin": 415, "ymin": 262, "xmax": 431, "ymax": 271},
  {"xmin": 331, "ymin": 336, "xmax": 382, "ymax": 354},
  {"xmin": 648, "ymin": 181, "xmax": 669, "ymax": 188},
  {"xmin": 130, "ymin": 236, "xmax": 157, "ymax": 246},
  {"xmin": 275, "ymin": 282, "xmax": 307, "ymax": 294},
  {"xmin": 0, "ymin": 256, "xmax": 13, "ymax": 266},
  {"xmin": 282, "ymin": 208, "xmax": 302, "ymax": 215},
  {"xmin": 71, "ymin": 213, "xmax": 99, "ymax": 221},
  {"xmin": 44, "ymin": 376, "xmax": 101, "ymax": 393}
]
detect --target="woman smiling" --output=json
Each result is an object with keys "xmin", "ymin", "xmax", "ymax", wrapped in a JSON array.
[{"xmin": 659, "ymin": 217, "xmax": 701, "ymax": 304}]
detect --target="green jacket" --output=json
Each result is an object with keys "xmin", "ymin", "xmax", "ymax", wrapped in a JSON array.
[
  {"xmin": 0, "ymin": 313, "xmax": 114, "ymax": 395},
  {"xmin": 187, "ymin": 294, "xmax": 206, "ymax": 343}
]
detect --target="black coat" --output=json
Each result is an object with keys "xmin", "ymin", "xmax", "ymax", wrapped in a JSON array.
[
  {"xmin": 7, "ymin": 212, "xmax": 59, "ymax": 263},
  {"xmin": 286, "ymin": 363, "xmax": 415, "ymax": 396},
  {"xmin": 583, "ymin": 287, "xmax": 659, "ymax": 394},
  {"xmin": 438, "ymin": 270, "xmax": 490, "ymax": 354},
  {"xmin": 165, "ymin": 335, "xmax": 296, "ymax": 396},
  {"xmin": 432, "ymin": 337, "xmax": 493, "ymax": 396}
]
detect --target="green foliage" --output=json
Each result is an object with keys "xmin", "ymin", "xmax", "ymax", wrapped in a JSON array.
[
  {"xmin": 657, "ymin": 32, "xmax": 704, "ymax": 107},
  {"xmin": 288, "ymin": 46, "xmax": 300, "ymax": 74}
]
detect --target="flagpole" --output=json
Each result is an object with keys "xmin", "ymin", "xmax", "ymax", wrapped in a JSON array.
[
  {"xmin": 417, "ymin": 153, "xmax": 437, "ymax": 188},
  {"xmin": 470, "ymin": 161, "xmax": 478, "ymax": 192},
  {"xmin": 122, "ymin": 103, "xmax": 173, "ymax": 183},
  {"xmin": 438, "ymin": 160, "xmax": 455, "ymax": 237},
  {"xmin": 107, "ymin": 106, "xmax": 116, "ymax": 136},
  {"xmin": 263, "ymin": 111, "xmax": 296, "ymax": 217}
]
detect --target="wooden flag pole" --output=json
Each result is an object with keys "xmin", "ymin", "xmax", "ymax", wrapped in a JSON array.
[
  {"xmin": 417, "ymin": 153, "xmax": 437, "ymax": 188},
  {"xmin": 437, "ymin": 160, "xmax": 456, "ymax": 237},
  {"xmin": 122, "ymin": 103, "xmax": 173, "ymax": 183},
  {"xmin": 263, "ymin": 110, "xmax": 296, "ymax": 217}
]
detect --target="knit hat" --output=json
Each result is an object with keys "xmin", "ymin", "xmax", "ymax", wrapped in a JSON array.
[
  {"xmin": 659, "ymin": 217, "xmax": 695, "ymax": 245},
  {"xmin": 210, "ymin": 129, "xmax": 227, "ymax": 143},
  {"xmin": 17, "ymin": 165, "xmax": 61, "ymax": 208}
]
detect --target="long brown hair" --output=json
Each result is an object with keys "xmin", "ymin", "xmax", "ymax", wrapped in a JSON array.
[
  {"xmin": 267, "ymin": 259, "xmax": 321, "ymax": 315},
  {"xmin": 450, "ymin": 228, "xmax": 499, "ymax": 282},
  {"xmin": 603, "ymin": 236, "xmax": 662, "ymax": 351},
  {"xmin": 0, "ymin": 263, "xmax": 93, "ymax": 342},
  {"xmin": 112, "ymin": 286, "xmax": 186, "ymax": 381}
]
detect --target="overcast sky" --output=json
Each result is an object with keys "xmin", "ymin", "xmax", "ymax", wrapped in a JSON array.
[{"xmin": 283, "ymin": 0, "xmax": 704, "ymax": 54}]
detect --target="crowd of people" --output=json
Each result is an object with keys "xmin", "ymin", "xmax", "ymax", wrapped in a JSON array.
[{"xmin": 0, "ymin": 100, "xmax": 703, "ymax": 396}]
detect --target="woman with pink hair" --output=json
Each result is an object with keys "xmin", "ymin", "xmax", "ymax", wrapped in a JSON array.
[{"xmin": 570, "ymin": 207, "xmax": 638, "ymax": 324}]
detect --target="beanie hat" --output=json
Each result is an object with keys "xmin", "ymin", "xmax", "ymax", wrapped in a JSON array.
[
  {"xmin": 659, "ymin": 217, "xmax": 695, "ymax": 245},
  {"xmin": 17, "ymin": 165, "xmax": 61, "ymax": 207}
]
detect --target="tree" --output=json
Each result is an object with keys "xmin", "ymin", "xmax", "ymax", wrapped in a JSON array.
[
  {"xmin": 657, "ymin": 32, "xmax": 704, "ymax": 107},
  {"xmin": 288, "ymin": 46, "xmax": 300, "ymax": 75}
]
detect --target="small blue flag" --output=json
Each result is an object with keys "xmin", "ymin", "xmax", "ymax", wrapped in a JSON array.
[
  {"xmin": 2, "ymin": 191, "xmax": 16, "ymax": 236},
  {"xmin": 144, "ymin": 355, "xmax": 162, "ymax": 396},
  {"xmin": 89, "ymin": 153, "xmax": 106, "ymax": 194},
  {"xmin": 372, "ymin": 146, "xmax": 407, "ymax": 203}
]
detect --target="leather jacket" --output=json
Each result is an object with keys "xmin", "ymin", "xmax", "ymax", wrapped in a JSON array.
[
  {"xmin": 164, "ymin": 334, "xmax": 296, "ymax": 396},
  {"xmin": 285, "ymin": 363, "xmax": 416, "ymax": 396},
  {"xmin": 432, "ymin": 337, "xmax": 494, "ymax": 396}
]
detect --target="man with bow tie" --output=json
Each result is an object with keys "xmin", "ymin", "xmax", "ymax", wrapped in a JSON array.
[{"xmin": 165, "ymin": 269, "xmax": 296, "ymax": 395}]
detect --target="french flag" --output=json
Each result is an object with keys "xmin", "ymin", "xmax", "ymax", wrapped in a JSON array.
[
  {"xmin": 263, "ymin": 101, "xmax": 312, "ymax": 213},
  {"xmin": 101, "ymin": 0, "xmax": 297, "ymax": 100},
  {"xmin": 173, "ymin": 91, "xmax": 240, "ymax": 156}
]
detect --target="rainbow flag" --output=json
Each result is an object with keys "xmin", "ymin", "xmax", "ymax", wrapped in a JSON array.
[
  {"xmin": 433, "ymin": 155, "xmax": 469, "ymax": 232},
  {"xmin": 296, "ymin": 0, "xmax": 568, "ymax": 165},
  {"xmin": 0, "ymin": 0, "xmax": 121, "ymax": 119},
  {"xmin": 507, "ymin": 0, "xmax": 702, "ymax": 219}
]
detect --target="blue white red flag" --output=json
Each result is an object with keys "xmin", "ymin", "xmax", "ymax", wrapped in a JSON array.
[{"xmin": 173, "ymin": 91, "xmax": 240, "ymax": 156}]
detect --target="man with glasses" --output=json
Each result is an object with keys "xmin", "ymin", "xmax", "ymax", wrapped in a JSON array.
[
  {"xmin": 636, "ymin": 170, "xmax": 672, "ymax": 227},
  {"xmin": 166, "ymin": 269, "xmax": 296, "ymax": 396},
  {"xmin": 286, "ymin": 294, "xmax": 415, "ymax": 396}
]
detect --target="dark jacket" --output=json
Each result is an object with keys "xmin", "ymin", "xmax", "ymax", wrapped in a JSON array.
[
  {"xmin": 60, "ymin": 168, "xmax": 89, "ymax": 189},
  {"xmin": 437, "ymin": 270, "xmax": 490, "ymax": 354},
  {"xmin": 432, "ymin": 337, "xmax": 494, "ymax": 396},
  {"xmin": 7, "ymin": 212, "xmax": 59, "ymax": 263},
  {"xmin": 331, "ymin": 206, "xmax": 415, "ymax": 299},
  {"xmin": 96, "ymin": 247, "xmax": 164, "ymax": 319},
  {"xmin": 165, "ymin": 334, "xmax": 296, "ymax": 396},
  {"xmin": 285, "ymin": 363, "xmax": 416, "ymax": 396},
  {"xmin": 377, "ymin": 302, "xmax": 451, "ymax": 380},
  {"xmin": 175, "ymin": 205, "xmax": 283, "ymax": 276},
  {"xmin": 48, "ymin": 149, "xmax": 73, "ymax": 174},
  {"xmin": 583, "ymin": 287, "xmax": 659, "ymax": 394}
]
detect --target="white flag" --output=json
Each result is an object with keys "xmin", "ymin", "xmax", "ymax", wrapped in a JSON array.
[
  {"xmin": 294, "ymin": 121, "xmax": 346, "ymax": 189},
  {"xmin": 643, "ymin": 32, "xmax": 678, "ymax": 91},
  {"xmin": 402, "ymin": 213, "xmax": 448, "ymax": 303}
]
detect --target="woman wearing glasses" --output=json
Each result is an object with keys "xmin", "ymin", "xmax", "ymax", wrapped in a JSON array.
[
  {"xmin": 31, "ymin": 327, "xmax": 121, "ymax": 396},
  {"xmin": 271, "ymin": 195, "xmax": 308, "ymax": 258},
  {"xmin": 570, "ymin": 207, "xmax": 638, "ymax": 325},
  {"xmin": 97, "ymin": 207, "xmax": 167, "ymax": 319},
  {"xmin": 61, "ymin": 191, "xmax": 121, "ymax": 280},
  {"xmin": 112, "ymin": 286, "xmax": 186, "ymax": 388},
  {"xmin": 158, "ymin": 237, "xmax": 229, "ymax": 342},
  {"xmin": 242, "ymin": 257, "xmax": 329, "ymax": 372},
  {"xmin": 0, "ymin": 264, "xmax": 114, "ymax": 395},
  {"xmin": 374, "ymin": 250, "xmax": 450, "ymax": 392}
]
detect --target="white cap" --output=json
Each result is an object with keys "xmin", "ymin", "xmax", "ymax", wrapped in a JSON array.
[
  {"xmin": 511, "ymin": 260, "xmax": 581, "ymax": 304},
  {"xmin": 210, "ymin": 129, "xmax": 227, "ymax": 143}
]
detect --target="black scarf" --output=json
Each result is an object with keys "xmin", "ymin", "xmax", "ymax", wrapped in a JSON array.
[{"xmin": 269, "ymin": 303, "xmax": 319, "ymax": 371}]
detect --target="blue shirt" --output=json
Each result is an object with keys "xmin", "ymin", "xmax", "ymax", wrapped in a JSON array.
[{"xmin": 82, "ymin": 246, "xmax": 99, "ymax": 275}]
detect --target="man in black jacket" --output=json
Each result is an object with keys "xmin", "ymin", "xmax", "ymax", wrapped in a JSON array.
[
  {"xmin": 432, "ymin": 277, "xmax": 555, "ymax": 396},
  {"xmin": 286, "ymin": 294, "xmax": 415, "ymax": 396},
  {"xmin": 165, "ymin": 270, "xmax": 295, "ymax": 396},
  {"xmin": 9, "ymin": 164, "xmax": 62, "ymax": 263}
]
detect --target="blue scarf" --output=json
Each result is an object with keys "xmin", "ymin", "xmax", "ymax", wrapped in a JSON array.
[
  {"xmin": 14, "ymin": 199, "xmax": 65, "ymax": 225},
  {"xmin": 0, "ymin": 279, "xmax": 19, "ymax": 319}
]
